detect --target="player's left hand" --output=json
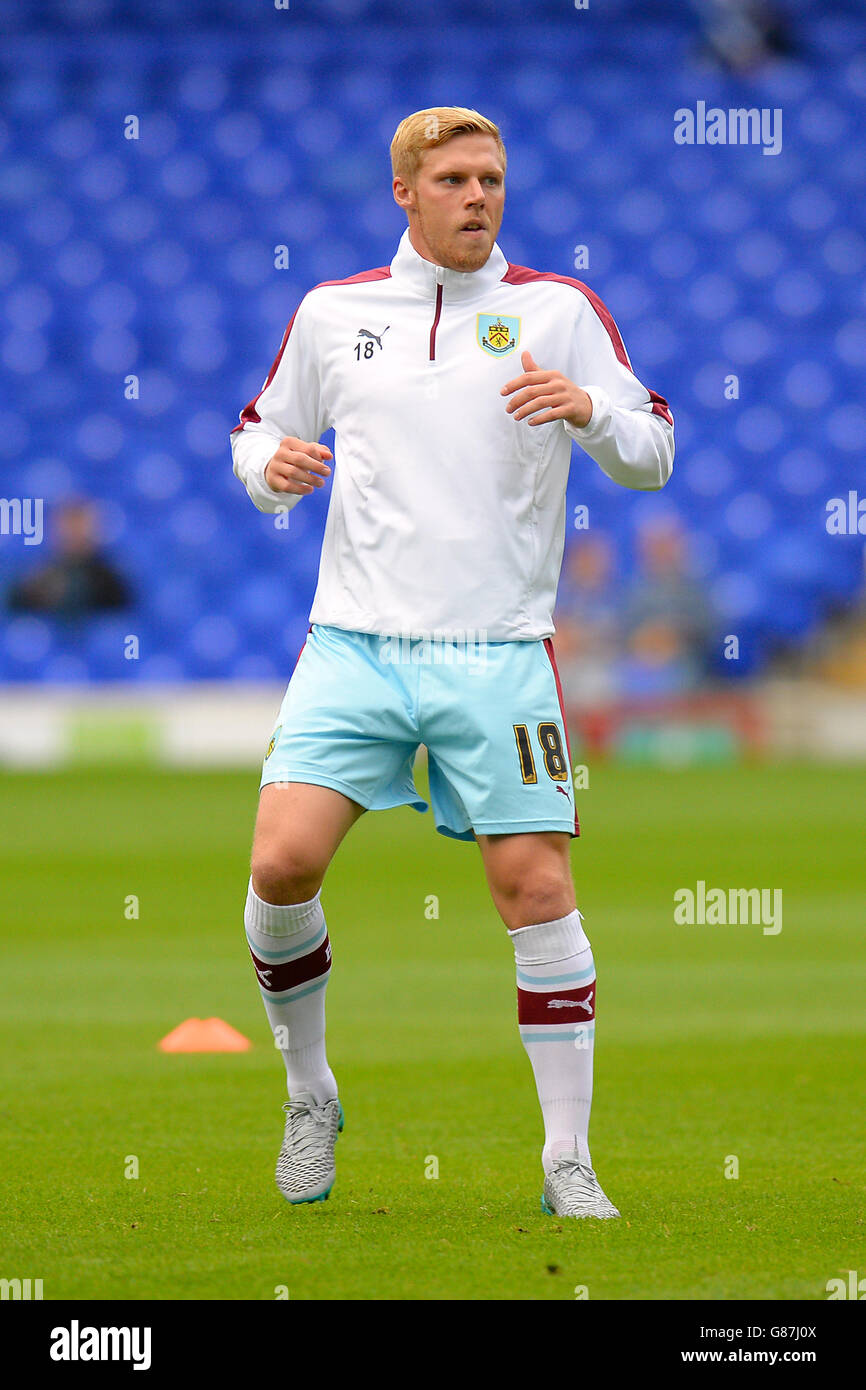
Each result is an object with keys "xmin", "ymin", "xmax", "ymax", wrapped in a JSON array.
[{"xmin": 501, "ymin": 350, "xmax": 594, "ymax": 428}]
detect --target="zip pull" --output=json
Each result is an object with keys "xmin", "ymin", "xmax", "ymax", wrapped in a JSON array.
[{"xmin": 429, "ymin": 275, "xmax": 444, "ymax": 361}]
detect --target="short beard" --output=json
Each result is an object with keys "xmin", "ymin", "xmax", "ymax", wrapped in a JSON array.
[
  {"xmin": 448, "ymin": 242, "xmax": 488, "ymax": 272},
  {"xmin": 417, "ymin": 208, "xmax": 490, "ymax": 273}
]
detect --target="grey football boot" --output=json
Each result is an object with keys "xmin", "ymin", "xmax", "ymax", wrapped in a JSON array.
[
  {"xmin": 541, "ymin": 1151, "xmax": 620, "ymax": 1219},
  {"xmin": 276, "ymin": 1091, "xmax": 344, "ymax": 1204}
]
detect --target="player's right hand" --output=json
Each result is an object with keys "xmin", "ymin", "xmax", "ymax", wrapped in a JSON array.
[{"xmin": 264, "ymin": 437, "xmax": 333, "ymax": 495}]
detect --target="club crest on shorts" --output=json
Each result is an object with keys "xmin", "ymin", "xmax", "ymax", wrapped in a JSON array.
[
  {"xmin": 477, "ymin": 313, "xmax": 520, "ymax": 357},
  {"xmin": 265, "ymin": 726, "xmax": 281, "ymax": 760}
]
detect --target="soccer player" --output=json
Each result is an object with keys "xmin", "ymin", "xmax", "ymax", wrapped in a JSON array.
[{"xmin": 231, "ymin": 107, "xmax": 674, "ymax": 1219}]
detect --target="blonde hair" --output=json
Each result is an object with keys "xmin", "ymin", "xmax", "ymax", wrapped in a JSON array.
[{"xmin": 390, "ymin": 107, "xmax": 506, "ymax": 186}]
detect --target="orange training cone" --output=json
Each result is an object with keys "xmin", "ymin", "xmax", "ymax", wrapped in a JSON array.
[{"xmin": 158, "ymin": 1017, "xmax": 253, "ymax": 1053}]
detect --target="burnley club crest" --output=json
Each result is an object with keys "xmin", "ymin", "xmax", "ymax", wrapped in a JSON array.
[{"xmin": 477, "ymin": 313, "xmax": 520, "ymax": 357}]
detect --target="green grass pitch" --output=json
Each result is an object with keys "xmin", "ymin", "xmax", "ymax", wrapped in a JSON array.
[{"xmin": 0, "ymin": 762, "xmax": 863, "ymax": 1300}]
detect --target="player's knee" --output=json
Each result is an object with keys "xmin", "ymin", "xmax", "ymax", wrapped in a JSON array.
[
  {"xmin": 499, "ymin": 872, "xmax": 573, "ymax": 928},
  {"xmin": 250, "ymin": 846, "xmax": 326, "ymax": 906}
]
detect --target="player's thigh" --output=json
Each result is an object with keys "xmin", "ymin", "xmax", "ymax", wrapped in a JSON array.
[
  {"xmin": 477, "ymin": 830, "xmax": 576, "ymax": 929},
  {"xmin": 251, "ymin": 781, "xmax": 366, "ymax": 903}
]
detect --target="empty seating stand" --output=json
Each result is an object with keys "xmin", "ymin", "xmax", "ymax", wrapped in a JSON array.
[{"xmin": 0, "ymin": 0, "xmax": 863, "ymax": 681}]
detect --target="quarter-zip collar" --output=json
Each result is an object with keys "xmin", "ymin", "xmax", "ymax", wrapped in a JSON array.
[{"xmin": 389, "ymin": 226, "xmax": 508, "ymax": 302}]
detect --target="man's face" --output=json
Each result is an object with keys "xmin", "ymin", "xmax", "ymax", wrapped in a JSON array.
[
  {"xmin": 57, "ymin": 504, "xmax": 98, "ymax": 557},
  {"xmin": 394, "ymin": 132, "xmax": 505, "ymax": 272}
]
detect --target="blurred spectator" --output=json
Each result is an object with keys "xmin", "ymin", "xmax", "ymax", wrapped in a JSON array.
[
  {"xmin": 554, "ymin": 533, "xmax": 623, "ymax": 706},
  {"xmin": 804, "ymin": 549, "xmax": 866, "ymax": 689},
  {"xmin": 691, "ymin": 0, "xmax": 797, "ymax": 72},
  {"xmin": 7, "ymin": 500, "xmax": 130, "ymax": 619},
  {"xmin": 621, "ymin": 516, "xmax": 716, "ymax": 696}
]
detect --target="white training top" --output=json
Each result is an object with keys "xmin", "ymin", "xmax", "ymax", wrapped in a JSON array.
[{"xmin": 231, "ymin": 228, "xmax": 674, "ymax": 640}]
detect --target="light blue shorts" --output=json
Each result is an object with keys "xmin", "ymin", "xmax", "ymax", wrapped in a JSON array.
[{"xmin": 260, "ymin": 624, "xmax": 579, "ymax": 842}]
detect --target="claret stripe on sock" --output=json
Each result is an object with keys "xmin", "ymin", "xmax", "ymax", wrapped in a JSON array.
[
  {"xmin": 517, "ymin": 980, "xmax": 595, "ymax": 1025},
  {"xmin": 248, "ymin": 935, "xmax": 332, "ymax": 995}
]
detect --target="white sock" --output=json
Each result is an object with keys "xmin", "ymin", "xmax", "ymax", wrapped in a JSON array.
[
  {"xmin": 509, "ymin": 908, "xmax": 596, "ymax": 1173},
  {"xmin": 244, "ymin": 879, "xmax": 337, "ymax": 1105}
]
